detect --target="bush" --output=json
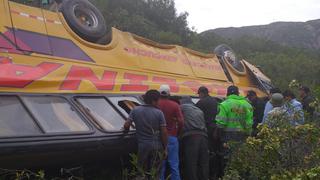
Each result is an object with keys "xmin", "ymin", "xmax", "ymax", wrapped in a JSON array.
[
  {"xmin": 223, "ymin": 82, "xmax": 320, "ymax": 180},
  {"xmin": 223, "ymin": 123, "xmax": 320, "ymax": 180},
  {"xmin": 224, "ymin": 82, "xmax": 320, "ymax": 179}
]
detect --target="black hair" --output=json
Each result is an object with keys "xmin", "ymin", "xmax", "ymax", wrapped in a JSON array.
[
  {"xmin": 283, "ymin": 90, "xmax": 296, "ymax": 99},
  {"xmin": 143, "ymin": 90, "xmax": 160, "ymax": 104},
  {"xmin": 269, "ymin": 87, "xmax": 282, "ymax": 94},
  {"xmin": 198, "ymin": 86, "xmax": 209, "ymax": 95},
  {"xmin": 300, "ymin": 86, "xmax": 311, "ymax": 94},
  {"xmin": 247, "ymin": 90, "xmax": 257, "ymax": 97}
]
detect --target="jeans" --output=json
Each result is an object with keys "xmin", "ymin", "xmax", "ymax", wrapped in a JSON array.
[
  {"xmin": 182, "ymin": 135, "xmax": 209, "ymax": 180},
  {"xmin": 161, "ymin": 136, "xmax": 181, "ymax": 180}
]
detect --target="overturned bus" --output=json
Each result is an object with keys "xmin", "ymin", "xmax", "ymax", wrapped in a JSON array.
[{"xmin": 0, "ymin": 0, "xmax": 272, "ymax": 168}]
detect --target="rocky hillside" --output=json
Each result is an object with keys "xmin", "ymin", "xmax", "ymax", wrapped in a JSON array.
[{"xmin": 202, "ymin": 19, "xmax": 320, "ymax": 51}]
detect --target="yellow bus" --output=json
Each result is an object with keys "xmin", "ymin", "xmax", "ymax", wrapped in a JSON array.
[{"xmin": 0, "ymin": 0, "xmax": 271, "ymax": 168}]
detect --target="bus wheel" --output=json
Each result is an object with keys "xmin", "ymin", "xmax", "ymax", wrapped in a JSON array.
[{"xmin": 61, "ymin": 0, "xmax": 107, "ymax": 43}]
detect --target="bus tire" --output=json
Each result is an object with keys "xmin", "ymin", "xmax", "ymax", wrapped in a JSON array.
[{"xmin": 61, "ymin": 0, "xmax": 107, "ymax": 43}]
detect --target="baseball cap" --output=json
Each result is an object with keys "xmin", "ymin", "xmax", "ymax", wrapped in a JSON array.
[
  {"xmin": 159, "ymin": 84, "xmax": 170, "ymax": 96},
  {"xmin": 270, "ymin": 93, "xmax": 284, "ymax": 107},
  {"xmin": 227, "ymin": 85, "xmax": 239, "ymax": 96}
]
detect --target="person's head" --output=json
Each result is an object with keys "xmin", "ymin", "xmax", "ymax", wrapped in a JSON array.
[
  {"xmin": 299, "ymin": 86, "xmax": 310, "ymax": 99},
  {"xmin": 268, "ymin": 87, "xmax": 282, "ymax": 99},
  {"xmin": 143, "ymin": 90, "xmax": 161, "ymax": 106},
  {"xmin": 246, "ymin": 90, "xmax": 257, "ymax": 102},
  {"xmin": 270, "ymin": 93, "xmax": 284, "ymax": 107},
  {"xmin": 180, "ymin": 96, "xmax": 193, "ymax": 105},
  {"xmin": 283, "ymin": 90, "xmax": 296, "ymax": 101},
  {"xmin": 227, "ymin": 85, "xmax": 239, "ymax": 96},
  {"xmin": 197, "ymin": 86, "xmax": 209, "ymax": 99},
  {"xmin": 159, "ymin": 84, "xmax": 170, "ymax": 98}
]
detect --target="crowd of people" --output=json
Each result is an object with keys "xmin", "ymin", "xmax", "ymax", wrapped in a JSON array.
[{"xmin": 123, "ymin": 85, "xmax": 317, "ymax": 180}]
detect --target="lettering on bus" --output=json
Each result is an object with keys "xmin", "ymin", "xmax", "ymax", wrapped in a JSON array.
[
  {"xmin": 0, "ymin": 57, "xmax": 62, "ymax": 88},
  {"xmin": 60, "ymin": 66, "xmax": 117, "ymax": 90},
  {"xmin": 120, "ymin": 73, "xmax": 149, "ymax": 92},
  {"xmin": 180, "ymin": 57, "xmax": 222, "ymax": 71},
  {"xmin": 152, "ymin": 76, "xmax": 179, "ymax": 93},
  {"xmin": 124, "ymin": 47, "xmax": 177, "ymax": 62},
  {"xmin": 124, "ymin": 47, "xmax": 223, "ymax": 72},
  {"xmin": 0, "ymin": 58, "xmax": 228, "ymax": 95}
]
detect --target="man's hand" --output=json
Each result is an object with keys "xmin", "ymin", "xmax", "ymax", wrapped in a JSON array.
[
  {"xmin": 123, "ymin": 120, "xmax": 131, "ymax": 133},
  {"xmin": 163, "ymin": 147, "xmax": 168, "ymax": 160},
  {"xmin": 223, "ymin": 143, "xmax": 229, "ymax": 149},
  {"xmin": 160, "ymin": 126, "xmax": 168, "ymax": 158}
]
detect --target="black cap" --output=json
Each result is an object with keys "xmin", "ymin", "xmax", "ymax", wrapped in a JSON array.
[
  {"xmin": 198, "ymin": 86, "xmax": 209, "ymax": 94},
  {"xmin": 227, "ymin": 85, "xmax": 239, "ymax": 96}
]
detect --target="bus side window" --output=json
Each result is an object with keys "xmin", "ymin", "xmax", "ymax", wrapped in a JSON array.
[
  {"xmin": 108, "ymin": 97, "xmax": 141, "ymax": 117},
  {"xmin": 191, "ymin": 98, "xmax": 200, "ymax": 104},
  {"xmin": 118, "ymin": 100, "xmax": 140, "ymax": 115},
  {"xmin": 0, "ymin": 96, "xmax": 42, "ymax": 137},
  {"xmin": 22, "ymin": 96, "xmax": 90, "ymax": 133},
  {"xmin": 77, "ymin": 97, "xmax": 125, "ymax": 132}
]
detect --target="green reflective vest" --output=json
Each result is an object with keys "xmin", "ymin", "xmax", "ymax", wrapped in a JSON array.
[{"xmin": 215, "ymin": 95, "xmax": 253, "ymax": 133}]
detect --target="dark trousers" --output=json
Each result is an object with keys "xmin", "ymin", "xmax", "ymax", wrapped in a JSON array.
[
  {"xmin": 137, "ymin": 143, "xmax": 163, "ymax": 179},
  {"xmin": 182, "ymin": 135, "xmax": 209, "ymax": 180},
  {"xmin": 209, "ymin": 126, "xmax": 224, "ymax": 179}
]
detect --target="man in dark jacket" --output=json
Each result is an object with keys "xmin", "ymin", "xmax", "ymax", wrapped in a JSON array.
[
  {"xmin": 196, "ymin": 86, "xmax": 218, "ymax": 149},
  {"xmin": 180, "ymin": 96, "xmax": 209, "ymax": 180},
  {"xmin": 196, "ymin": 86, "xmax": 218, "ymax": 126},
  {"xmin": 246, "ymin": 90, "xmax": 266, "ymax": 135},
  {"xmin": 299, "ymin": 86, "xmax": 315, "ymax": 116},
  {"xmin": 195, "ymin": 86, "xmax": 220, "ymax": 178}
]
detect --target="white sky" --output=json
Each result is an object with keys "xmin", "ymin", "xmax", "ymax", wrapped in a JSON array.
[{"xmin": 175, "ymin": 0, "xmax": 320, "ymax": 32}]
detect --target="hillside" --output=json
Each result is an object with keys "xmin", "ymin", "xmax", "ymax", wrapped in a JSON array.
[
  {"xmin": 91, "ymin": 0, "xmax": 320, "ymax": 89},
  {"xmin": 203, "ymin": 19, "xmax": 320, "ymax": 51}
]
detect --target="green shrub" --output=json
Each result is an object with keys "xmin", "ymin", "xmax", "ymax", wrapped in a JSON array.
[
  {"xmin": 224, "ymin": 122, "xmax": 320, "ymax": 180},
  {"xmin": 224, "ymin": 82, "xmax": 320, "ymax": 180}
]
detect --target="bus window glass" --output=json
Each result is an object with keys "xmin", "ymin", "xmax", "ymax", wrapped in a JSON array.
[
  {"xmin": 22, "ymin": 96, "xmax": 89, "ymax": 133},
  {"xmin": 108, "ymin": 97, "xmax": 141, "ymax": 116},
  {"xmin": 191, "ymin": 98, "xmax": 200, "ymax": 104},
  {"xmin": 0, "ymin": 96, "xmax": 41, "ymax": 137},
  {"xmin": 78, "ymin": 98, "xmax": 124, "ymax": 131}
]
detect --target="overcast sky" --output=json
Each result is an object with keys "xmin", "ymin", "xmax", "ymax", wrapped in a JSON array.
[{"xmin": 175, "ymin": 0, "xmax": 320, "ymax": 32}]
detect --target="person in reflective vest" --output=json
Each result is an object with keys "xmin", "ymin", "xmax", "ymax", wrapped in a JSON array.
[{"xmin": 215, "ymin": 85, "xmax": 253, "ymax": 143}]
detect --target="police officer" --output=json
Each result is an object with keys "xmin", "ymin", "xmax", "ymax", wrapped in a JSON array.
[{"xmin": 215, "ymin": 85, "xmax": 253, "ymax": 144}]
